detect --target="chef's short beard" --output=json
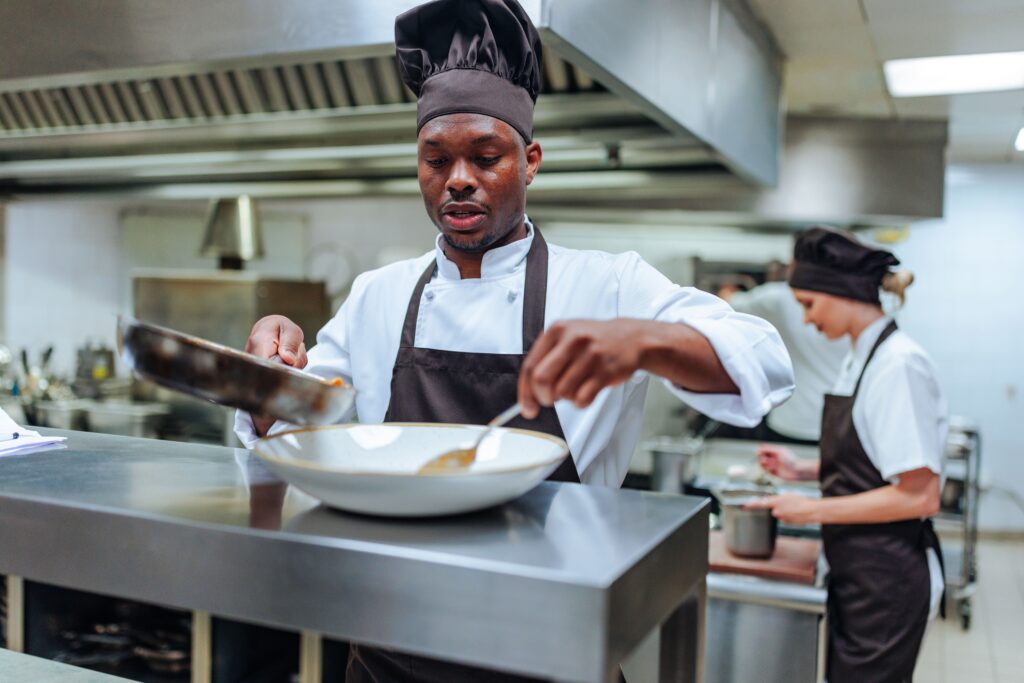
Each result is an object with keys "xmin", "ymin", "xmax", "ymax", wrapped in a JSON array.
[
  {"xmin": 442, "ymin": 231, "xmax": 497, "ymax": 253},
  {"xmin": 441, "ymin": 216, "xmax": 519, "ymax": 254}
]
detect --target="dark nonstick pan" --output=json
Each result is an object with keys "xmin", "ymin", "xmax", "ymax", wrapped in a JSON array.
[{"xmin": 117, "ymin": 316, "xmax": 354, "ymax": 426}]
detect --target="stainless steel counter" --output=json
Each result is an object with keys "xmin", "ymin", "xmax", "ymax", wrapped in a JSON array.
[
  {"xmin": 706, "ymin": 570, "xmax": 827, "ymax": 683},
  {"xmin": 0, "ymin": 430, "xmax": 709, "ymax": 682},
  {"xmin": 0, "ymin": 648, "xmax": 133, "ymax": 682}
]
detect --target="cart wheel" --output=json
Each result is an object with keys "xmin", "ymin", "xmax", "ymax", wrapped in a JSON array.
[{"xmin": 959, "ymin": 601, "xmax": 971, "ymax": 631}]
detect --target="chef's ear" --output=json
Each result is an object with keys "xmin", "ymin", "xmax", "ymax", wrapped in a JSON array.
[{"xmin": 525, "ymin": 141, "xmax": 542, "ymax": 185}]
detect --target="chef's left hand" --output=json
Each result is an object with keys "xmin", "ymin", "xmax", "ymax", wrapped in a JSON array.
[
  {"xmin": 518, "ymin": 319, "xmax": 646, "ymax": 419},
  {"xmin": 745, "ymin": 493, "xmax": 822, "ymax": 525}
]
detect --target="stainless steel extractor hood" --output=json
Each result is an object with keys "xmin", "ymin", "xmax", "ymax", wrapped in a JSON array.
[
  {"xmin": 0, "ymin": 0, "xmax": 783, "ymax": 196},
  {"xmin": 0, "ymin": 1, "xmax": 949, "ymax": 226}
]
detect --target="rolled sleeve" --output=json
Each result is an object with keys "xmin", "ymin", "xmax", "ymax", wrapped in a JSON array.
[
  {"xmin": 666, "ymin": 314, "xmax": 794, "ymax": 427},
  {"xmin": 616, "ymin": 252, "xmax": 794, "ymax": 428}
]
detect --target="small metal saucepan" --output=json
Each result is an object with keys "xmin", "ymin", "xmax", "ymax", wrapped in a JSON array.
[
  {"xmin": 117, "ymin": 316, "xmax": 355, "ymax": 426},
  {"xmin": 714, "ymin": 486, "xmax": 778, "ymax": 559}
]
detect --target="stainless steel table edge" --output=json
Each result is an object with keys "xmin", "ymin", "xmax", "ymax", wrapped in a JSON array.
[
  {"xmin": 0, "ymin": 488, "xmax": 620, "ymax": 587},
  {"xmin": 707, "ymin": 573, "xmax": 826, "ymax": 615},
  {"xmin": 607, "ymin": 498, "xmax": 709, "ymax": 660},
  {"xmin": 0, "ymin": 648, "xmax": 136, "ymax": 682},
  {"xmin": 0, "ymin": 493, "xmax": 607, "ymax": 681},
  {"xmin": 606, "ymin": 499, "xmax": 709, "ymax": 683}
]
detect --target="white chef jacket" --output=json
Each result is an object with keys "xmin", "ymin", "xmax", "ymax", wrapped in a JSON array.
[
  {"xmin": 237, "ymin": 221, "xmax": 795, "ymax": 486},
  {"xmin": 832, "ymin": 315, "xmax": 948, "ymax": 620},
  {"xmin": 730, "ymin": 282, "xmax": 849, "ymax": 440}
]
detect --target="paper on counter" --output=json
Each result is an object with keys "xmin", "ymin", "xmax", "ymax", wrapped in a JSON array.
[{"xmin": 0, "ymin": 407, "xmax": 67, "ymax": 456}]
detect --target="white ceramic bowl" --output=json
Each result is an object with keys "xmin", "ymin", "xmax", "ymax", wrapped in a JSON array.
[{"xmin": 252, "ymin": 423, "xmax": 569, "ymax": 517}]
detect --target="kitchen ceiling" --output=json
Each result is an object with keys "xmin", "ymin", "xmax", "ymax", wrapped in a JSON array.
[{"xmin": 748, "ymin": 0, "xmax": 1024, "ymax": 162}]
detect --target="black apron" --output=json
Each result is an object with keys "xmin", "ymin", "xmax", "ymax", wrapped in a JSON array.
[
  {"xmin": 347, "ymin": 228, "xmax": 583, "ymax": 683},
  {"xmin": 820, "ymin": 320, "xmax": 943, "ymax": 683}
]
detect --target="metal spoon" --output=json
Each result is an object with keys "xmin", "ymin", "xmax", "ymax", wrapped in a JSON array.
[{"xmin": 417, "ymin": 403, "xmax": 523, "ymax": 475}]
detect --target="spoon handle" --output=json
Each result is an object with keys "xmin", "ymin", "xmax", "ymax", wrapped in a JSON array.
[{"xmin": 488, "ymin": 402, "xmax": 522, "ymax": 427}]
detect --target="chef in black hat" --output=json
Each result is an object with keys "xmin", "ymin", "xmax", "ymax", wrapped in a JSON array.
[
  {"xmin": 239, "ymin": 1, "xmax": 794, "ymax": 679},
  {"xmin": 750, "ymin": 226, "xmax": 946, "ymax": 683}
]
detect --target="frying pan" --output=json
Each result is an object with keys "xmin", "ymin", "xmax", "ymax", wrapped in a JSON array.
[{"xmin": 116, "ymin": 316, "xmax": 354, "ymax": 426}]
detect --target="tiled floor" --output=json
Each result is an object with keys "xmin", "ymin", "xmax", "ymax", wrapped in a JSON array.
[{"xmin": 915, "ymin": 539, "xmax": 1024, "ymax": 683}]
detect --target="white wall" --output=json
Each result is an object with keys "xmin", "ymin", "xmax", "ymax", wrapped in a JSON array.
[
  {"xmin": 891, "ymin": 164, "xmax": 1024, "ymax": 532},
  {"xmin": 269, "ymin": 197, "xmax": 435, "ymax": 309},
  {"xmin": 4, "ymin": 200, "xmax": 123, "ymax": 377}
]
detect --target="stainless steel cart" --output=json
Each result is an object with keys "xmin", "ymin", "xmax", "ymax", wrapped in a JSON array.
[{"xmin": 936, "ymin": 416, "xmax": 981, "ymax": 630}]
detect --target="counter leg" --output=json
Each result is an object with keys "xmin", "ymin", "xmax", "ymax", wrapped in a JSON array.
[
  {"xmin": 816, "ymin": 611, "xmax": 828, "ymax": 683},
  {"xmin": 5, "ymin": 575, "xmax": 24, "ymax": 653},
  {"xmin": 192, "ymin": 611, "xmax": 212, "ymax": 683},
  {"xmin": 299, "ymin": 630, "xmax": 323, "ymax": 683},
  {"xmin": 659, "ymin": 578, "xmax": 706, "ymax": 683}
]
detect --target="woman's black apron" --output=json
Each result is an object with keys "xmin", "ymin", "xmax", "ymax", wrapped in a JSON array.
[
  {"xmin": 346, "ymin": 228, "xmax": 583, "ymax": 682},
  {"xmin": 820, "ymin": 320, "xmax": 943, "ymax": 683}
]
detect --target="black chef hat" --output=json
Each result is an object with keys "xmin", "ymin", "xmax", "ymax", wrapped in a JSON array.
[
  {"xmin": 788, "ymin": 226, "xmax": 900, "ymax": 305},
  {"xmin": 395, "ymin": 0, "xmax": 543, "ymax": 143}
]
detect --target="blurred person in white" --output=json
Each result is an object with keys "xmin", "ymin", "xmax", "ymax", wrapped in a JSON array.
[
  {"xmin": 750, "ymin": 226, "xmax": 947, "ymax": 683},
  {"xmin": 721, "ymin": 256, "xmax": 849, "ymax": 444}
]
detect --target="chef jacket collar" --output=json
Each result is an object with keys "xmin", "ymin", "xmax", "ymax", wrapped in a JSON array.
[
  {"xmin": 852, "ymin": 315, "xmax": 893, "ymax": 362},
  {"xmin": 434, "ymin": 217, "xmax": 535, "ymax": 281}
]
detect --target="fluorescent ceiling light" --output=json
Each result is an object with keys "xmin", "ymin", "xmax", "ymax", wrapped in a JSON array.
[
  {"xmin": 884, "ymin": 51, "xmax": 1024, "ymax": 97},
  {"xmin": 1016, "ymin": 127, "xmax": 1024, "ymax": 152}
]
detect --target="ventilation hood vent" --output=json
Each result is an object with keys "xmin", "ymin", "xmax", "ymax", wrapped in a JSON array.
[
  {"xmin": 0, "ymin": 53, "xmax": 597, "ymax": 133},
  {"xmin": 0, "ymin": 0, "xmax": 783, "ymax": 197}
]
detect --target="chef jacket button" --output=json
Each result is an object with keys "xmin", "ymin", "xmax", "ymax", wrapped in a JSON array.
[
  {"xmin": 425, "ymin": 290, "xmax": 435, "ymax": 301},
  {"xmin": 507, "ymin": 289, "xmax": 518, "ymax": 303}
]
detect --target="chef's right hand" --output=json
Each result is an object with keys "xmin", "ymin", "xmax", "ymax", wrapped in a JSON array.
[
  {"xmin": 245, "ymin": 315, "xmax": 308, "ymax": 437},
  {"xmin": 757, "ymin": 444, "xmax": 809, "ymax": 481},
  {"xmin": 245, "ymin": 315, "xmax": 308, "ymax": 369}
]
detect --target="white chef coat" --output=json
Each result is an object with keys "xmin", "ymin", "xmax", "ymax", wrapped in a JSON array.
[
  {"xmin": 832, "ymin": 315, "xmax": 948, "ymax": 620},
  {"xmin": 236, "ymin": 221, "xmax": 795, "ymax": 486},
  {"xmin": 730, "ymin": 282, "xmax": 849, "ymax": 440}
]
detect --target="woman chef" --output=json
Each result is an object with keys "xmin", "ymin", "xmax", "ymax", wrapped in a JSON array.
[
  {"xmin": 749, "ymin": 226, "xmax": 946, "ymax": 683},
  {"xmin": 237, "ymin": 1, "xmax": 795, "ymax": 681}
]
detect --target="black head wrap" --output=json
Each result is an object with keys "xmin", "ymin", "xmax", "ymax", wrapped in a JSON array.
[
  {"xmin": 788, "ymin": 226, "xmax": 900, "ymax": 305},
  {"xmin": 395, "ymin": 0, "xmax": 543, "ymax": 143}
]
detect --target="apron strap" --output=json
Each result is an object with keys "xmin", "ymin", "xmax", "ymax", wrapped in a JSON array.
[
  {"xmin": 399, "ymin": 259, "xmax": 437, "ymax": 348},
  {"xmin": 521, "ymin": 227, "xmax": 549, "ymax": 352},
  {"xmin": 851, "ymin": 320, "xmax": 899, "ymax": 398},
  {"xmin": 398, "ymin": 225, "xmax": 551, "ymax": 351}
]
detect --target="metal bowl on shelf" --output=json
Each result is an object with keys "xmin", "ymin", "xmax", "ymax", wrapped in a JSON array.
[
  {"xmin": 82, "ymin": 400, "xmax": 171, "ymax": 439},
  {"xmin": 33, "ymin": 399, "xmax": 91, "ymax": 431},
  {"xmin": 644, "ymin": 436, "xmax": 704, "ymax": 493},
  {"xmin": 945, "ymin": 432, "xmax": 973, "ymax": 460}
]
